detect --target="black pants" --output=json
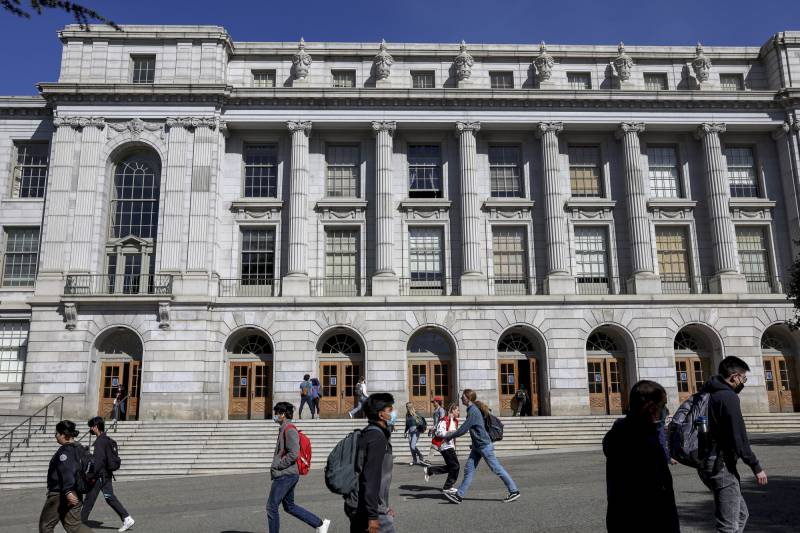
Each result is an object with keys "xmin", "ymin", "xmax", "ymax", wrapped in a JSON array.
[
  {"xmin": 428, "ymin": 447, "xmax": 460, "ymax": 490},
  {"xmin": 80, "ymin": 476, "xmax": 129, "ymax": 523}
]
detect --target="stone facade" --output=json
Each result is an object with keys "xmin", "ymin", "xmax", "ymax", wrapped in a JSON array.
[{"xmin": 1, "ymin": 26, "xmax": 800, "ymax": 419}]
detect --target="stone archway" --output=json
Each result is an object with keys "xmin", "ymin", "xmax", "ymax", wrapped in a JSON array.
[
  {"xmin": 673, "ymin": 324, "xmax": 719, "ymax": 403},
  {"xmin": 94, "ymin": 327, "xmax": 143, "ymax": 421},
  {"xmin": 317, "ymin": 328, "xmax": 364, "ymax": 418},
  {"xmin": 407, "ymin": 327, "xmax": 456, "ymax": 416},
  {"xmin": 225, "ymin": 328, "xmax": 274, "ymax": 420},
  {"xmin": 585, "ymin": 326, "xmax": 636, "ymax": 415},
  {"xmin": 761, "ymin": 325, "xmax": 800, "ymax": 412},
  {"xmin": 497, "ymin": 326, "xmax": 547, "ymax": 416}
]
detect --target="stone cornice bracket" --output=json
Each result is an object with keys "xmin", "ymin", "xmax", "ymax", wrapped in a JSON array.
[
  {"xmin": 292, "ymin": 37, "xmax": 312, "ymax": 80},
  {"xmin": 610, "ymin": 42, "xmax": 634, "ymax": 82},
  {"xmin": 615, "ymin": 122, "xmax": 646, "ymax": 139},
  {"xmin": 773, "ymin": 120, "xmax": 800, "ymax": 139},
  {"xmin": 692, "ymin": 43, "xmax": 712, "ymax": 84},
  {"xmin": 371, "ymin": 121, "xmax": 396, "ymax": 135},
  {"xmin": 53, "ymin": 116, "xmax": 105, "ymax": 130},
  {"xmin": 533, "ymin": 41, "xmax": 555, "ymax": 83},
  {"xmin": 158, "ymin": 301, "xmax": 171, "ymax": 330},
  {"xmin": 218, "ymin": 120, "xmax": 229, "ymax": 138},
  {"xmin": 453, "ymin": 40, "xmax": 474, "ymax": 81},
  {"xmin": 64, "ymin": 302, "xmax": 77, "ymax": 330},
  {"xmin": 107, "ymin": 118, "xmax": 162, "ymax": 138},
  {"xmin": 165, "ymin": 117, "xmax": 220, "ymax": 130},
  {"xmin": 695, "ymin": 122, "xmax": 726, "ymax": 140},
  {"xmin": 287, "ymin": 120, "xmax": 312, "ymax": 135},
  {"xmin": 535, "ymin": 121, "xmax": 564, "ymax": 138},
  {"xmin": 455, "ymin": 121, "xmax": 481, "ymax": 135},
  {"xmin": 373, "ymin": 39, "xmax": 394, "ymax": 80}
]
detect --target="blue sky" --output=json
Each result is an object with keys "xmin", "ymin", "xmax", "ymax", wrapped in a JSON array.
[{"xmin": 1, "ymin": 0, "xmax": 798, "ymax": 95}]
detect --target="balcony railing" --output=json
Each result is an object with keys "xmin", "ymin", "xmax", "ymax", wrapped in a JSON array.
[
  {"xmin": 218, "ymin": 278, "xmax": 280, "ymax": 297},
  {"xmin": 576, "ymin": 276, "xmax": 628, "ymax": 295},
  {"xmin": 489, "ymin": 276, "xmax": 534, "ymax": 296},
  {"xmin": 745, "ymin": 274, "xmax": 780, "ymax": 294},
  {"xmin": 310, "ymin": 277, "xmax": 363, "ymax": 297},
  {"xmin": 399, "ymin": 276, "xmax": 458, "ymax": 296},
  {"xmin": 660, "ymin": 275, "xmax": 711, "ymax": 295},
  {"xmin": 64, "ymin": 274, "xmax": 173, "ymax": 296}
]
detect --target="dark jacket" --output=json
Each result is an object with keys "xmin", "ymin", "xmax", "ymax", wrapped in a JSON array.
[
  {"xmin": 603, "ymin": 416, "xmax": 680, "ymax": 533},
  {"xmin": 446, "ymin": 403, "xmax": 491, "ymax": 448},
  {"xmin": 701, "ymin": 375, "xmax": 762, "ymax": 474},
  {"xmin": 47, "ymin": 443, "xmax": 80, "ymax": 495},
  {"xmin": 350, "ymin": 421, "xmax": 393, "ymax": 520},
  {"xmin": 404, "ymin": 414, "xmax": 420, "ymax": 435},
  {"xmin": 93, "ymin": 433, "xmax": 115, "ymax": 477}
]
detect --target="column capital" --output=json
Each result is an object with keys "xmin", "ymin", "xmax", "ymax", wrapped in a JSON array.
[
  {"xmin": 773, "ymin": 120, "xmax": 800, "ymax": 140},
  {"xmin": 695, "ymin": 122, "xmax": 727, "ymax": 140},
  {"xmin": 287, "ymin": 120, "xmax": 313, "ymax": 134},
  {"xmin": 165, "ymin": 117, "xmax": 220, "ymax": 130},
  {"xmin": 371, "ymin": 121, "xmax": 396, "ymax": 135},
  {"xmin": 535, "ymin": 122, "xmax": 563, "ymax": 137},
  {"xmin": 615, "ymin": 122, "xmax": 646, "ymax": 139},
  {"xmin": 53, "ymin": 116, "xmax": 105, "ymax": 130},
  {"xmin": 455, "ymin": 121, "xmax": 481, "ymax": 134}
]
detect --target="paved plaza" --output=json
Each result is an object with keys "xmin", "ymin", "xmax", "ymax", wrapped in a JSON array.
[{"xmin": 1, "ymin": 433, "xmax": 798, "ymax": 532}]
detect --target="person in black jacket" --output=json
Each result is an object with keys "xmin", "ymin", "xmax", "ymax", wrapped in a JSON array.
[
  {"xmin": 344, "ymin": 393, "xmax": 397, "ymax": 533},
  {"xmin": 699, "ymin": 356, "xmax": 768, "ymax": 533},
  {"xmin": 603, "ymin": 380, "xmax": 680, "ymax": 533},
  {"xmin": 81, "ymin": 417, "xmax": 135, "ymax": 531},
  {"xmin": 39, "ymin": 420, "xmax": 93, "ymax": 533}
]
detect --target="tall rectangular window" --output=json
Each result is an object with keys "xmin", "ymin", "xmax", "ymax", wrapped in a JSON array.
[
  {"xmin": 567, "ymin": 72, "xmax": 592, "ymax": 90},
  {"xmin": 411, "ymin": 71, "xmax": 435, "ymax": 89},
  {"xmin": 492, "ymin": 227, "xmax": 528, "ymax": 295},
  {"xmin": 409, "ymin": 227, "xmax": 444, "ymax": 294},
  {"xmin": 0, "ymin": 321, "xmax": 28, "ymax": 385},
  {"xmin": 325, "ymin": 229, "xmax": 359, "ymax": 296},
  {"xmin": 240, "ymin": 229, "xmax": 276, "ymax": 285},
  {"xmin": 326, "ymin": 144, "xmax": 360, "ymax": 197},
  {"xmin": 720, "ymin": 73, "xmax": 744, "ymax": 91},
  {"xmin": 408, "ymin": 144, "xmax": 442, "ymax": 198},
  {"xmin": 736, "ymin": 227, "xmax": 772, "ymax": 293},
  {"xmin": 12, "ymin": 142, "xmax": 49, "ymax": 198},
  {"xmin": 131, "ymin": 55, "xmax": 156, "ymax": 84},
  {"xmin": 725, "ymin": 147, "xmax": 759, "ymax": 198},
  {"xmin": 647, "ymin": 146, "xmax": 682, "ymax": 198},
  {"xmin": 490, "ymin": 71, "xmax": 514, "ymax": 89},
  {"xmin": 332, "ymin": 70, "xmax": 356, "ymax": 88},
  {"xmin": 252, "ymin": 70, "xmax": 276, "ymax": 88},
  {"xmin": 2, "ymin": 227, "xmax": 39, "ymax": 287},
  {"xmin": 656, "ymin": 227, "xmax": 691, "ymax": 293},
  {"xmin": 489, "ymin": 145, "xmax": 523, "ymax": 198},
  {"xmin": 575, "ymin": 226, "xmax": 609, "ymax": 294},
  {"xmin": 644, "ymin": 73, "xmax": 669, "ymax": 91},
  {"xmin": 569, "ymin": 146, "xmax": 602, "ymax": 197},
  {"xmin": 244, "ymin": 144, "xmax": 278, "ymax": 198}
]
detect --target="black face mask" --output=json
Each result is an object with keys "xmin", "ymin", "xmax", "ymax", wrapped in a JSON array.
[{"xmin": 734, "ymin": 383, "xmax": 745, "ymax": 394}]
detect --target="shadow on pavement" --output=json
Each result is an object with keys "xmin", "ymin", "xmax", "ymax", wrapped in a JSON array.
[
  {"xmin": 85, "ymin": 520, "xmax": 117, "ymax": 530},
  {"xmin": 749, "ymin": 433, "xmax": 800, "ymax": 447}
]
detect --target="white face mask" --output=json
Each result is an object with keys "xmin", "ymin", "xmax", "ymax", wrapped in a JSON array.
[{"xmin": 273, "ymin": 415, "xmax": 282, "ymax": 424}]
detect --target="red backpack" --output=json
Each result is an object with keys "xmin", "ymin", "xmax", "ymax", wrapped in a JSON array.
[
  {"xmin": 431, "ymin": 417, "xmax": 459, "ymax": 448},
  {"xmin": 282, "ymin": 423, "xmax": 312, "ymax": 475}
]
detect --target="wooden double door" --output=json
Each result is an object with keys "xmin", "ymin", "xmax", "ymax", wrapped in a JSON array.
[
  {"xmin": 675, "ymin": 357, "xmax": 713, "ymax": 403},
  {"xmin": 588, "ymin": 357, "xmax": 627, "ymax": 415},
  {"xmin": 763, "ymin": 355, "xmax": 800, "ymax": 413},
  {"xmin": 228, "ymin": 361, "xmax": 272, "ymax": 419},
  {"xmin": 498, "ymin": 358, "xmax": 540, "ymax": 416},
  {"xmin": 408, "ymin": 360, "xmax": 453, "ymax": 415},
  {"xmin": 319, "ymin": 360, "xmax": 362, "ymax": 418},
  {"xmin": 98, "ymin": 361, "xmax": 142, "ymax": 421}
]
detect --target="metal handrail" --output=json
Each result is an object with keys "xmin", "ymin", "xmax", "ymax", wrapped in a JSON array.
[{"xmin": 1, "ymin": 396, "xmax": 64, "ymax": 462}]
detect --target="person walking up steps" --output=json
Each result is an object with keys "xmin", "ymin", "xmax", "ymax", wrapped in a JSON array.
[
  {"xmin": 267, "ymin": 402, "xmax": 331, "ymax": 533},
  {"xmin": 298, "ymin": 374, "xmax": 313, "ymax": 420},
  {"xmin": 349, "ymin": 377, "xmax": 368, "ymax": 418},
  {"xmin": 424, "ymin": 402, "xmax": 461, "ymax": 493},
  {"xmin": 310, "ymin": 377, "xmax": 322, "ymax": 419},
  {"xmin": 403, "ymin": 403, "xmax": 428, "ymax": 466},
  {"xmin": 443, "ymin": 389, "xmax": 520, "ymax": 504}
]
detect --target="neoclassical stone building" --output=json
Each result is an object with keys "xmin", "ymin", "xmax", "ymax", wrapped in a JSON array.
[{"xmin": 1, "ymin": 25, "xmax": 800, "ymax": 419}]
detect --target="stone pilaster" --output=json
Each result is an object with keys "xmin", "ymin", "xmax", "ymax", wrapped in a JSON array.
[
  {"xmin": 160, "ymin": 122, "xmax": 191, "ymax": 272},
  {"xmin": 537, "ymin": 122, "xmax": 575, "ymax": 294},
  {"xmin": 617, "ymin": 122, "xmax": 660, "ymax": 294},
  {"xmin": 69, "ymin": 119, "xmax": 106, "ymax": 273},
  {"xmin": 696, "ymin": 123, "xmax": 747, "ymax": 293},
  {"xmin": 371, "ymin": 121, "xmax": 399, "ymax": 296},
  {"xmin": 773, "ymin": 120, "xmax": 800, "ymax": 256},
  {"xmin": 283, "ymin": 120, "xmax": 312, "ymax": 296},
  {"xmin": 456, "ymin": 121, "xmax": 486, "ymax": 295}
]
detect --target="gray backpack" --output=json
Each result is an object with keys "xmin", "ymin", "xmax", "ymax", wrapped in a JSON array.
[
  {"xmin": 667, "ymin": 392, "xmax": 711, "ymax": 468},
  {"xmin": 325, "ymin": 426, "xmax": 380, "ymax": 497}
]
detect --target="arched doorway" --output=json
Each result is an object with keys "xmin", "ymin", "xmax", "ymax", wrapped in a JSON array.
[
  {"xmin": 96, "ymin": 328, "xmax": 143, "ymax": 420},
  {"xmin": 586, "ymin": 328, "xmax": 633, "ymax": 415},
  {"xmin": 318, "ymin": 330, "xmax": 364, "ymax": 418},
  {"xmin": 227, "ymin": 331, "xmax": 273, "ymax": 419},
  {"xmin": 674, "ymin": 327, "xmax": 714, "ymax": 403},
  {"xmin": 407, "ymin": 328, "xmax": 455, "ymax": 416},
  {"xmin": 761, "ymin": 326, "xmax": 800, "ymax": 413},
  {"xmin": 497, "ymin": 329, "xmax": 543, "ymax": 416}
]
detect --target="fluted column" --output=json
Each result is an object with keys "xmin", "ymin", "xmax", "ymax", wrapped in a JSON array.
[
  {"xmin": 456, "ymin": 121, "xmax": 486, "ymax": 295},
  {"xmin": 536, "ymin": 122, "xmax": 575, "ymax": 294},
  {"xmin": 283, "ymin": 120, "xmax": 312, "ymax": 296},
  {"xmin": 617, "ymin": 122, "xmax": 660, "ymax": 294},
  {"xmin": 696, "ymin": 123, "xmax": 746, "ymax": 293},
  {"xmin": 371, "ymin": 121, "xmax": 399, "ymax": 295},
  {"xmin": 773, "ymin": 120, "xmax": 800, "ymax": 257},
  {"xmin": 69, "ymin": 120, "xmax": 106, "ymax": 273}
]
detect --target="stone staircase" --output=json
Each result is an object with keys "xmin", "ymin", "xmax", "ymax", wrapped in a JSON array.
[{"xmin": 2, "ymin": 414, "xmax": 799, "ymax": 489}]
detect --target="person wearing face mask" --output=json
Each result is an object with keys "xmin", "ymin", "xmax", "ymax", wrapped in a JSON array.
[
  {"xmin": 603, "ymin": 380, "xmax": 679, "ymax": 533},
  {"xmin": 698, "ymin": 356, "xmax": 767, "ymax": 533}
]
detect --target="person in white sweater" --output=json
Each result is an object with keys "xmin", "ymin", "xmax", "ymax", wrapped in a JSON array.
[{"xmin": 423, "ymin": 403, "xmax": 461, "ymax": 493}]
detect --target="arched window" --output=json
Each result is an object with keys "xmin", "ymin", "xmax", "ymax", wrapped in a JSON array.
[
  {"xmin": 321, "ymin": 333, "xmax": 361, "ymax": 356},
  {"xmin": 586, "ymin": 332, "xmax": 618, "ymax": 352},
  {"xmin": 408, "ymin": 329, "xmax": 452, "ymax": 358},
  {"xmin": 498, "ymin": 332, "xmax": 534, "ymax": 355},
  {"xmin": 761, "ymin": 332, "xmax": 785, "ymax": 351},
  {"xmin": 231, "ymin": 334, "xmax": 272, "ymax": 356},
  {"xmin": 674, "ymin": 331, "xmax": 700, "ymax": 352}
]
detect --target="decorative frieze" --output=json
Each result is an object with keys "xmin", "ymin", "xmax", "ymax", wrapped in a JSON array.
[
  {"xmin": 482, "ymin": 199, "xmax": 534, "ymax": 221},
  {"xmin": 647, "ymin": 199, "xmax": 697, "ymax": 220},
  {"xmin": 165, "ymin": 117, "xmax": 221, "ymax": 130},
  {"xmin": 107, "ymin": 118, "xmax": 162, "ymax": 138},
  {"xmin": 399, "ymin": 199, "xmax": 451, "ymax": 220},
  {"xmin": 53, "ymin": 116, "xmax": 105, "ymax": 130},
  {"xmin": 729, "ymin": 198, "xmax": 776, "ymax": 221},
  {"xmin": 314, "ymin": 199, "xmax": 367, "ymax": 221},
  {"xmin": 230, "ymin": 199, "xmax": 283, "ymax": 222},
  {"xmin": 565, "ymin": 198, "xmax": 617, "ymax": 220}
]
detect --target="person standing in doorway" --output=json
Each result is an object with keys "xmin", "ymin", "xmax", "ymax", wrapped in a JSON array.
[
  {"xmin": 514, "ymin": 384, "xmax": 529, "ymax": 417},
  {"xmin": 424, "ymin": 402, "xmax": 461, "ymax": 493},
  {"xmin": 81, "ymin": 417, "xmax": 134, "ymax": 532},
  {"xmin": 112, "ymin": 387, "xmax": 126, "ymax": 423},
  {"xmin": 298, "ymin": 374, "xmax": 313, "ymax": 420},
  {"xmin": 443, "ymin": 389, "xmax": 520, "ymax": 504},
  {"xmin": 310, "ymin": 377, "xmax": 322, "ymax": 419},
  {"xmin": 348, "ymin": 377, "xmax": 368, "ymax": 419},
  {"xmin": 403, "ymin": 403, "xmax": 428, "ymax": 466},
  {"xmin": 267, "ymin": 402, "xmax": 331, "ymax": 533}
]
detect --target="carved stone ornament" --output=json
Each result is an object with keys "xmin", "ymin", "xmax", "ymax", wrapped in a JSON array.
[
  {"xmin": 533, "ymin": 41, "xmax": 555, "ymax": 83},
  {"xmin": 373, "ymin": 39, "xmax": 394, "ymax": 80},
  {"xmin": 455, "ymin": 121, "xmax": 481, "ymax": 134},
  {"xmin": 165, "ymin": 117, "xmax": 220, "ymax": 130},
  {"xmin": 616, "ymin": 122, "xmax": 646, "ymax": 139},
  {"xmin": 535, "ymin": 121, "xmax": 564, "ymax": 137},
  {"xmin": 610, "ymin": 42, "xmax": 634, "ymax": 82},
  {"xmin": 158, "ymin": 302, "xmax": 171, "ymax": 330},
  {"xmin": 292, "ymin": 38, "xmax": 312, "ymax": 80},
  {"xmin": 692, "ymin": 43, "xmax": 712, "ymax": 83},
  {"xmin": 773, "ymin": 120, "xmax": 800, "ymax": 139},
  {"xmin": 286, "ymin": 120, "xmax": 312, "ymax": 135},
  {"xmin": 371, "ymin": 121, "xmax": 396, "ymax": 135},
  {"xmin": 453, "ymin": 40, "xmax": 474, "ymax": 81},
  {"xmin": 53, "ymin": 116, "xmax": 105, "ymax": 130},
  {"xmin": 108, "ymin": 118, "xmax": 162, "ymax": 138},
  {"xmin": 64, "ymin": 303, "xmax": 77, "ymax": 330},
  {"xmin": 695, "ymin": 122, "xmax": 727, "ymax": 140}
]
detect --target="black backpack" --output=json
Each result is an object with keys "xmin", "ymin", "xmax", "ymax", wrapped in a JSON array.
[
  {"xmin": 484, "ymin": 412, "xmax": 504, "ymax": 442},
  {"xmin": 106, "ymin": 437, "xmax": 122, "ymax": 472},
  {"xmin": 70, "ymin": 443, "xmax": 96, "ymax": 494},
  {"xmin": 415, "ymin": 415, "xmax": 427, "ymax": 434}
]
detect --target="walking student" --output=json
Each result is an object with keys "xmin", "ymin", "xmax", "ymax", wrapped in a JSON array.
[
  {"xmin": 424, "ymin": 402, "xmax": 461, "ymax": 493},
  {"xmin": 403, "ymin": 403, "xmax": 428, "ymax": 466},
  {"xmin": 348, "ymin": 376, "xmax": 368, "ymax": 419},
  {"xmin": 39, "ymin": 420, "xmax": 93, "ymax": 533},
  {"xmin": 430, "ymin": 397, "xmax": 446, "ymax": 434},
  {"xmin": 298, "ymin": 374, "xmax": 313, "ymax": 420},
  {"xmin": 603, "ymin": 380, "xmax": 679, "ymax": 533},
  {"xmin": 344, "ymin": 393, "xmax": 397, "ymax": 533},
  {"xmin": 514, "ymin": 384, "xmax": 529, "ymax": 417},
  {"xmin": 81, "ymin": 417, "xmax": 134, "ymax": 532},
  {"xmin": 443, "ymin": 389, "xmax": 520, "ymax": 504},
  {"xmin": 267, "ymin": 402, "xmax": 331, "ymax": 533},
  {"xmin": 698, "ymin": 356, "xmax": 768, "ymax": 533},
  {"xmin": 310, "ymin": 377, "xmax": 322, "ymax": 419}
]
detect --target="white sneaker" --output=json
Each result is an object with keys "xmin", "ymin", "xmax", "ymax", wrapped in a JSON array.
[
  {"xmin": 348, "ymin": 412, "xmax": 353, "ymax": 419},
  {"xmin": 423, "ymin": 466, "xmax": 430, "ymax": 483},
  {"xmin": 443, "ymin": 487, "xmax": 458, "ymax": 494},
  {"xmin": 119, "ymin": 516, "xmax": 135, "ymax": 532},
  {"xmin": 317, "ymin": 518, "xmax": 331, "ymax": 533}
]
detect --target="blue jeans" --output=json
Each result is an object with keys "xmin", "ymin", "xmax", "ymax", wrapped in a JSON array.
[
  {"xmin": 408, "ymin": 431, "xmax": 423, "ymax": 463},
  {"xmin": 298, "ymin": 396, "xmax": 314, "ymax": 419},
  {"xmin": 266, "ymin": 474, "xmax": 322, "ymax": 533},
  {"xmin": 457, "ymin": 444, "xmax": 518, "ymax": 497}
]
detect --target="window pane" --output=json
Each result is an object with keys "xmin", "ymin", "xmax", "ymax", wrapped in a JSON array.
[
  {"xmin": 726, "ymin": 147, "xmax": 759, "ymax": 198},
  {"xmin": 13, "ymin": 143, "xmax": 49, "ymax": 198},
  {"xmin": 569, "ymin": 146, "xmax": 602, "ymax": 197},
  {"xmin": 411, "ymin": 71, "xmax": 435, "ymax": 89},
  {"xmin": 332, "ymin": 70, "xmax": 356, "ymax": 88},
  {"xmin": 575, "ymin": 227, "xmax": 608, "ymax": 293},
  {"xmin": 656, "ymin": 227, "xmax": 691, "ymax": 293},
  {"xmin": 492, "ymin": 227, "xmax": 528, "ymax": 295},
  {"xmin": 244, "ymin": 144, "xmax": 278, "ymax": 198},
  {"xmin": 720, "ymin": 74, "xmax": 744, "ymax": 91},
  {"xmin": 326, "ymin": 145, "xmax": 360, "ymax": 197},
  {"xmin": 132, "ymin": 55, "xmax": 156, "ymax": 84},
  {"xmin": 736, "ymin": 227, "xmax": 771, "ymax": 293},
  {"xmin": 252, "ymin": 70, "xmax": 276, "ymax": 88},
  {"xmin": 241, "ymin": 229, "xmax": 276, "ymax": 283},
  {"xmin": 110, "ymin": 156, "xmax": 160, "ymax": 239},
  {"xmin": 489, "ymin": 145, "xmax": 523, "ymax": 198},
  {"xmin": 325, "ymin": 229, "xmax": 359, "ymax": 295},
  {"xmin": 490, "ymin": 71, "xmax": 514, "ymax": 89},
  {"xmin": 2, "ymin": 228, "xmax": 39, "ymax": 287},
  {"xmin": 409, "ymin": 227, "xmax": 443, "ymax": 293},
  {"xmin": 567, "ymin": 72, "xmax": 591, "ymax": 90},
  {"xmin": 647, "ymin": 146, "xmax": 682, "ymax": 198},
  {"xmin": 644, "ymin": 73, "xmax": 668, "ymax": 91},
  {"xmin": 408, "ymin": 144, "xmax": 442, "ymax": 198},
  {"xmin": 0, "ymin": 321, "xmax": 28, "ymax": 384}
]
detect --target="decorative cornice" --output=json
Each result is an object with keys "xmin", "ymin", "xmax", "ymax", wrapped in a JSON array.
[
  {"xmin": 292, "ymin": 38, "xmax": 312, "ymax": 80},
  {"xmin": 533, "ymin": 42, "xmax": 555, "ymax": 83},
  {"xmin": 287, "ymin": 120, "xmax": 312, "ymax": 134},
  {"xmin": 373, "ymin": 39, "xmax": 394, "ymax": 81},
  {"xmin": 453, "ymin": 40, "xmax": 474, "ymax": 82},
  {"xmin": 107, "ymin": 118, "xmax": 162, "ymax": 138},
  {"xmin": 455, "ymin": 121, "xmax": 481, "ymax": 134},
  {"xmin": 371, "ymin": 121, "xmax": 396, "ymax": 135},
  {"xmin": 53, "ymin": 116, "xmax": 105, "ymax": 130},
  {"xmin": 616, "ymin": 122, "xmax": 646, "ymax": 138},
  {"xmin": 695, "ymin": 122, "xmax": 727, "ymax": 139},
  {"xmin": 610, "ymin": 42, "xmax": 634, "ymax": 82},
  {"xmin": 536, "ymin": 122, "xmax": 563, "ymax": 137},
  {"xmin": 165, "ymin": 117, "xmax": 220, "ymax": 130}
]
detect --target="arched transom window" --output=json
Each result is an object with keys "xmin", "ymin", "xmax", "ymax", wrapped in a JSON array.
[
  {"xmin": 674, "ymin": 331, "xmax": 700, "ymax": 352},
  {"xmin": 586, "ymin": 332, "xmax": 618, "ymax": 352},
  {"xmin": 321, "ymin": 333, "xmax": 362, "ymax": 356},
  {"xmin": 498, "ymin": 332, "xmax": 534, "ymax": 355},
  {"xmin": 761, "ymin": 332, "xmax": 785, "ymax": 351},
  {"xmin": 231, "ymin": 334, "xmax": 272, "ymax": 356}
]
